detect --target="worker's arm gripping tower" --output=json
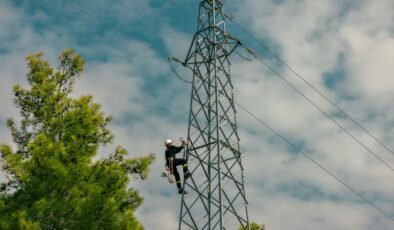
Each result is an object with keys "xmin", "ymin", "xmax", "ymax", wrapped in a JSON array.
[{"xmin": 179, "ymin": 1, "xmax": 250, "ymax": 229}]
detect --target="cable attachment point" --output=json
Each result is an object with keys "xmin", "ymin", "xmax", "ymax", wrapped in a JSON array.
[
  {"xmin": 245, "ymin": 47, "xmax": 257, "ymax": 59},
  {"xmin": 168, "ymin": 56, "xmax": 192, "ymax": 84},
  {"xmin": 235, "ymin": 45, "xmax": 257, "ymax": 62},
  {"xmin": 170, "ymin": 56, "xmax": 185, "ymax": 66}
]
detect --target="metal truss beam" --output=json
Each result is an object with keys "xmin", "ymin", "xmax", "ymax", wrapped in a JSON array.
[{"xmin": 179, "ymin": 1, "xmax": 250, "ymax": 229}]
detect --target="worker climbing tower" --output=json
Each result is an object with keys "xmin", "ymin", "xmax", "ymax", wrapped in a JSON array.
[{"xmin": 178, "ymin": 0, "xmax": 250, "ymax": 229}]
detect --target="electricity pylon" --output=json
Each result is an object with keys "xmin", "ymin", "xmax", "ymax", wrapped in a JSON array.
[{"xmin": 178, "ymin": 1, "xmax": 250, "ymax": 229}]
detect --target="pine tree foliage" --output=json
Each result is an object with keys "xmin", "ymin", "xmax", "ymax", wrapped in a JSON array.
[
  {"xmin": 239, "ymin": 222, "xmax": 266, "ymax": 230},
  {"xmin": 0, "ymin": 50, "xmax": 155, "ymax": 229}
]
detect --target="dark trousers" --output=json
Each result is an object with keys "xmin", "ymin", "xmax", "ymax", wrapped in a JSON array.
[{"xmin": 171, "ymin": 158, "xmax": 189, "ymax": 190}]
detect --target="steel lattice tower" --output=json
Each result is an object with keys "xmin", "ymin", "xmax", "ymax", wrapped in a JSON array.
[{"xmin": 179, "ymin": 1, "xmax": 250, "ymax": 229}]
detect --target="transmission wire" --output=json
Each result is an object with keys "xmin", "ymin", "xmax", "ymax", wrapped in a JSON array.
[
  {"xmin": 61, "ymin": 0, "xmax": 394, "ymax": 222},
  {"xmin": 226, "ymin": 16, "xmax": 394, "ymax": 156},
  {"xmin": 168, "ymin": 0, "xmax": 197, "ymax": 17},
  {"xmin": 62, "ymin": 0, "xmax": 191, "ymax": 84},
  {"xmin": 174, "ymin": 64, "xmax": 394, "ymax": 221},
  {"xmin": 167, "ymin": 0, "xmax": 394, "ymax": 171},
  {"xmin": 256, "ymin": 56, "xmax": 393, "ymax": 171},
  {"xmin": 235, "ymin": 102, "xmax": 394, "ymax": 222}
]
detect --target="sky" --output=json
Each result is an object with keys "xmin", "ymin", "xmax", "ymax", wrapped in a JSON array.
[{"xmin": 0, "ymin": 0, "xmax": 394, "ymax": 229}]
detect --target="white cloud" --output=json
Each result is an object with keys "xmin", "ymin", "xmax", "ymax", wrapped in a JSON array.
[
  {"xmin": 1, "ymin": 0, "xmax": 394, "ymax": 229},
  {"xmin": 226, "ymin": 0, "xmax": 394, "ymax": 228}
]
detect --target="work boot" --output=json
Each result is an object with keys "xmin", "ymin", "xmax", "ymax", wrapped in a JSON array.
[
  {"xmin": 178, "ymin": 189, "xmax": 188, "ymax": 194},
  {"xmin": 184, "ymin": 171, "xmax": 191, "ymax": 179}
]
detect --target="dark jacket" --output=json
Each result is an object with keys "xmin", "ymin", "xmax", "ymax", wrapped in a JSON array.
[{"xmin": 165, "ymin": 145, "xmax": 184, "ymax": 166}]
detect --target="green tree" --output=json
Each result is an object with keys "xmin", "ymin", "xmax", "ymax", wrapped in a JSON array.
[
  {"xmin": 239, "ymin": 222, "xmax": 266, "ymax": 230},
  {"xmin": 0, "ymin": 50, "xmax": 155, "ymax": 229}
]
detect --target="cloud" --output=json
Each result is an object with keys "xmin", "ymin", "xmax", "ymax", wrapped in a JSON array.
[
  {"xmin": 227, "ymin": 0, "xmax": 394, "ymax": 228},
  {"xmin": 1, "ymin": 0, "xmax": 394, "ymax": 229}
]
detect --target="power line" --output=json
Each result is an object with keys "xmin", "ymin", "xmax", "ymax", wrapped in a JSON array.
[
  {"xmin": 255, "ymin": 56, "xmax": 394, "ymax": 171},
  {"xmin": 168, "ymin": 0, "xmax": 196, "ymax": 17},
  {"xmin": 178, "ymin": 71, "xmax": 394, "ymax": 220},
  {"xmin": 174, "ymin": 63, "xmax": 394, "ymax": 221},
  {"xmin": 61, "ymin": 0, "xmax": 394, "ymax": 222},
  {"xmin": 61, "ymin": 0, "xmax": 168, "ymax": 57},
  {"xmin": 226, "ymin": 16, "xmax": 394, "ymax": 157},
  {"xmin": 62, "ymin": 0, "xmax": 191, "ymax": 84},
  {"xmin": 165, "ymin": 0, "xmax": 393, "ymax": 221},
  {"xmin": 167, "ymin": 0, "xmax": 394, "ymax": 171},
  {"xmin": 235, "ymin": 102, "xmax": 394, "ymax": 222}
]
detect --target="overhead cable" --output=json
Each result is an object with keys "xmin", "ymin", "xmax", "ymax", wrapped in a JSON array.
[
  {"xmin": 234, "ymin": 102, "xmax": 394, "ymax": 222},
  {"xmin": 62, "ymin": 0, "xmax": 393, "ymax": 221},
  {"xmin": 227, "ymin": 15, "xmax": 394, "ymax": 156},
  {"xmin": 255, "ymin": 56, "xmax": 393, "ymax": 171},
  {"xmin": 167, "ymin": 0, "xmax": 394, "ymax": 171},
  {"xmin": 62, "ymin": 0, "xmax": 189, "ymax": 84}
]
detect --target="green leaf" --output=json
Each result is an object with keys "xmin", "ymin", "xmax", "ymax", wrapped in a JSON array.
[{"xmin": 0, "ymin": 50, "xmax": 154, "ymax": 229}]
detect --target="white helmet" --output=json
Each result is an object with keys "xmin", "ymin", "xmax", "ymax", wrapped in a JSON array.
[{"xmin": 164, "ymin": 139, "xmax": 173, "ymax": 146}]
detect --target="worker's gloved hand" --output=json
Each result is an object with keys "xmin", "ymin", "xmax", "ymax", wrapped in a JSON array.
[{"xmin": 180, "ymin": 137, "xmax": 188, "ymax": 147}]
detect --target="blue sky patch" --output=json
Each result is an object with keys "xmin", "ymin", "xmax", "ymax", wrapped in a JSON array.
[{"xmin": 323, "ymin": 52, "xmax": 347, "ymax": 90}]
